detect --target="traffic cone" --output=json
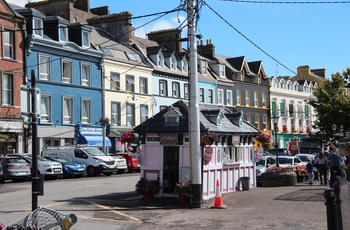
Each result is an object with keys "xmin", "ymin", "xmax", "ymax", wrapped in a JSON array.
[{"xmin": 211, "ymin": 179, "xmax": 226, "ymax": 209}]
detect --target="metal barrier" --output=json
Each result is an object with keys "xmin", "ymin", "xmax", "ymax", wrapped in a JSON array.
[{"xmin": 324, "ymin": 176, "xmax": 350, "ymax": 230}]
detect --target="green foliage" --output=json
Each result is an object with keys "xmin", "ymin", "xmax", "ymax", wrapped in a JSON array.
[{"xmin": 308, "ymin": 67, "xmax": 350, "ymax": 139}]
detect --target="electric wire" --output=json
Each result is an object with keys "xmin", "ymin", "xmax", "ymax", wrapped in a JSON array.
[{"xmin": 218, "ymin": 0, "xmax": 350, "ymax": 3}]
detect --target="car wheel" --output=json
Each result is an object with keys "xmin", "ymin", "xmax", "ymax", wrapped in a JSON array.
[
  {"xmin": 0, "ymin": 176, "xmax": 4, "ymax": 183},
  {"xmin": 87, "ymin": 166, "xmax": 97, "ymax": 177}
]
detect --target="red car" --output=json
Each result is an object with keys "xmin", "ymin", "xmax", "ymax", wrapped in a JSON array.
[{"xmin": 117, "ymin": 153, "xmax": 140, "ymax": 173}]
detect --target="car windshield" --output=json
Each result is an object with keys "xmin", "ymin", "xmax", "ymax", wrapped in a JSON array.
[
  {"xmin": 278, "ymin": 158, "xmax": 293, "ymax": 165},
  {"xmin": 256, "ymin": 159, "xmax": 266, "ymax": 167},
  {"xmin": 297, "ymin": 156, "xmax": 309, "ymax": 162},
  {"xmin": 84, "ymin": 148, "xmax": 107, "ymax": 156}
]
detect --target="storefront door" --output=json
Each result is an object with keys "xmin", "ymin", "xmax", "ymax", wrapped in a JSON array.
[{"xmin": 163, "ymin": 146, "xmax": 179, "ymax": 193}]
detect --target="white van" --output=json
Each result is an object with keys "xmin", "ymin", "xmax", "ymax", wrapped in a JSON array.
[{"xmin": 41, "ymin": 146, "xmax": 117, "ymax": 176}]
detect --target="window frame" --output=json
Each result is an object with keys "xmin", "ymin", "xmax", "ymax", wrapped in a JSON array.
[
  {"xmin": 59, "ymin": 24, "xmax": 68, "ymax": 42},
  {"xmin": 62, "ymin": 60, "xmax": 72, "ymax": 83},
  {"xmin": 39, "ymin": 55, "xmax": 51, "ymax": 80},
  {"xmin": 226, "ymin": 90, "xmax": 232, "ymax": 106},
  {"xmin": 63, "ymin": 96, "xmax": 74, "ymax": 125},
  {"xmin": 110, "ymin": 72, "xmax": 120, "ymax": 90},
  {"xmin": 3, "ymin": 73, "xmax": 14, "ymax": 106},
  {"xmin": 126, "ymin": 103, "xmax": 135, "ymax": 127},
  {"xmin": 199, "ymin": 87, "xmax": 205, "ymax": 103},
  {"xmin": 82, "ymin": 30, "xmax": 90, "ymax": 47},
  {"xmin": 3, "ymin": 29, "xmax": 15, "ymax": 59},
  {"xmin": 159, "ymin": 80, "xmax": 168, "ymax": 96},
  {"xmin": 111, "ymin": 102, "xmax": 121, "ymax": 126},
  {"xmin": 81, "ymin": 63, "xmax": 91, "ymax": 86},
  {"xmin": 236, "ymin": 89, "xmax": 241, "ymax": 105},
  {"xmin": 245, "ymin": 90, "xmax": 250, "ymax": 106},
  {"xmin": 81, "ymin": 98, "xmax": 91, "ymax": 124},
  {"xmin": 40, "ymin": 94, "xmax": 52, "ymax": 123},
  {"xmin": 208, "ymin": 89, "xmax": 214, "ymax": 104},
  {"xmin": 125, "ymin": 75, "xmax": 135, "ymax": 92},
  {"xmin": 33, "ymin": 18, "xmax": 43, "ymax": 37},
  {"xmin": 139, "ymin": 77, "xmax": 148, "ymax": 94},
  {"xmin": 218, "ymin": 89, "xmax": 224, "ymax": 105},
  {"xmin": 184, "ymin": 83, "xmax": 189, "ymax": 99},
  {"xmin": 140, "ymin": 104, "xmax": 149, "ymax": 123}
]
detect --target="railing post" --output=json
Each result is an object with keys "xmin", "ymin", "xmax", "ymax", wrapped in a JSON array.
[{"xmin": 324, "ymin": 188, "xmax": 335, "ymax": 230}]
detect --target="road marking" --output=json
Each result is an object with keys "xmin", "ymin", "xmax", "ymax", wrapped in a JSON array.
[{"xmin": 81, "ymin": 199, "xmax": 143, "ymax": 223}]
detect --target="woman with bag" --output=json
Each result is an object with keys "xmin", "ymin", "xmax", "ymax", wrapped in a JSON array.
[{"xmin": 316, "ymin": 151, "xmax": 328, "ymax": 186}]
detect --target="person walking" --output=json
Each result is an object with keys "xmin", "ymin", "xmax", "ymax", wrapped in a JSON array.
[
  {"xmin": 315, "ymin": 151, "xmax": 328, "ymax": 185},
  {"xmin": 327, "ymin": 142, "xmax": 341, "ymax": 188},
  {"xmin": 306, "ymin": 158, "xmax": 314, "ymax": 185}
]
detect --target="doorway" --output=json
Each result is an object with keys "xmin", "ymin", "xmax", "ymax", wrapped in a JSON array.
[{"xmin": 163, "ymin": 146, "xmax": 179, "ymax": 193}]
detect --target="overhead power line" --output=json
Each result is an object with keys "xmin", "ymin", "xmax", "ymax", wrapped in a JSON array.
[{"xmin": 218, "ymin": 0, "xmax": 350, "ymax": 3}]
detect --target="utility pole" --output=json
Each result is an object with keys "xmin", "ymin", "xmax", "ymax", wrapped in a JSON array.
[{"xmin": 188, "ymin": 0, "xmax": 202, "ymax": 208}]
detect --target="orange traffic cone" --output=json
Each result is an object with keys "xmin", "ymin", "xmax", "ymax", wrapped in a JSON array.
[{"xmin": 211, "ymin": 179, "xmax": 226, "ymax": 209}]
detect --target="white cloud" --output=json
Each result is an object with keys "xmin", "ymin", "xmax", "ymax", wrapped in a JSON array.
[{"xmin": 5, "ymin": 0, "xmax": 40, "ymax": 7}]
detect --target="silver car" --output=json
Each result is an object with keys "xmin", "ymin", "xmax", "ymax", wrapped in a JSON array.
[
  {"xmin": 108, "ymin": 153, "xmax": 128, "ymax": 174},
  {"xmin": 256, "ymin": 156, "xmax": 276, "ymax": 186},
  {"xmin": 0, "ymin": 156, "xmax": 31, "ymax": 182},
  {"xmin": 9, "ymin": 153, "xmax": 63, "ymax": 179}
]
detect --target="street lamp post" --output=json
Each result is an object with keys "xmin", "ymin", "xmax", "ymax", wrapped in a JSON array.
[{"xmin": 272, "ymin": 115, "xmax": 280, "ymax": 167}]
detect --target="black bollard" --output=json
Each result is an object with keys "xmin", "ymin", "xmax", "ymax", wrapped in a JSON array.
[{"xmin": 324, "ymin": 188, "xmax": 335, "ymax": 230}]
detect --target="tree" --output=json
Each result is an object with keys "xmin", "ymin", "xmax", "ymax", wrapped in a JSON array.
[{"xmin": 308, "ymin": 67, "xmax": 350, "ymax": 140}]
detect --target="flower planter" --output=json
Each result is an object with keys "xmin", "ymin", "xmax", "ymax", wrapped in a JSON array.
[
  {"xmin": 178, "ymin": 196, "xmax": 190, "ymax": 208},
  {"xmin": 143, "ymin": 192, "xmax": 154, "ymax": 200},
  {"xmin": 261, "ymin": 172, "xmax": 297, "ymax": 187}
]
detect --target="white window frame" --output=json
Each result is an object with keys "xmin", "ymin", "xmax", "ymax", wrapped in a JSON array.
[
  {"xmin": 39, "ymin": 55, "xmax": 51, "ymax": 80},
  {"xmin": 63, "ymin": 97, "xmax": 73, "ymax": 124},
  {"xmin": 59, "ymin": 25, "xmax": 68, "ymax": 42},
  {"xmin": 3, "ymin": 73, "xmax": 13, "ymax": 106},
  {"xmin": 40, "ymin": 94, "xmax": 52, "ymax": 123},
  {"xmin": 218, "ymin": 89, "xmax": 223, "ymax": 105},
  {"xmin": 82, "ymin": 99, "xmax": 91, "ymax": 124},
  {"xmin": 33, "ymin": 18, "xmax": 43, "ymax": 37},
  {"xmin": 140, "ymin": 105, "xmax": 149, "ymax": 123},
  {"xmin": 245, "ymin": 91, "xmax": 250, "ymax": 106},
  {"xmin": 199, "ymin": 88, "xmax": 205, "ymax": 103},
  {"xmin": 3, "ymin": 30, "xmax": 14, "ymax": 59},
  {"xmin": 253, "ymin": 91, "xmax": 258, "ymax": 107},
  {"xmin": 173, "ymin": 82, "xmax": 180, "ymax": 98},
  {"xmin": 226, "ymin": 90, "xmax": 232, "ymax": 106},
  {"xmin": 126, "ymin": 103, "xmax": 135, "ymax": 127},
  {"xmin": 236, "ymin": 89, "xmax": 241, "ymax": 105},
  {"xmin": 81, "ymin": 63, "xmax": 91, "ymax": 86},
  {"xmin": 62, "ymin": 60, "xmax": 72, "ymax": 83},
  {"xmin": 126, "ymin": 75, "xmax": 135, "ymax": 92},
  {"xmin": 184, "ymin": 83, "xmax": 189, "ymax": 99},
  {"xmin": 82, "ymin": 31, "xmax": 90, "ymax": 47},
  {"xmin": 262, "ymin": 93, "xmax": 266, "ymax": 108},
  {"xmin": 208, "ymin": 89, "xmax": 214, "ymax": 104},
  {"xmin": 159, "ymin": 80, "xmax": 167, "ymax": 96}
]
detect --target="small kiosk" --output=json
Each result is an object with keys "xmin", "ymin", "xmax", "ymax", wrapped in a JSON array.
[{"xmin": 133, "ymin": 100, "xmax": 260, "ymax": 200}]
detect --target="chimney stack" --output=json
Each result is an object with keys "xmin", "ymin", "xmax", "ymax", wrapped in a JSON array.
[
  {"xmin": 147, "ymin": 28, "xmax": 182, "ymax": 53},
  {"xmin": 197, "ymin": 39, "xmax": 215, "ymax": 59}
]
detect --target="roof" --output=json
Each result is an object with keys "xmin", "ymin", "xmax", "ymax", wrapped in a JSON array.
[{"xmin": 133, "ymin": 100, "xmax": 260, "ymax": 135}]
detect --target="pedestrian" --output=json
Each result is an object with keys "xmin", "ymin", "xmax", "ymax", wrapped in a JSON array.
[
  {"xmin": 306, "ymin": 158, "xmax": 314, "ymax": 185},
  {"xmin": 327, "ymin": 142, "xmax": 341, "ymax": 188},
  {"xmin": 316, "ymin": 151, "xmax": 328, "ymax": 185}
]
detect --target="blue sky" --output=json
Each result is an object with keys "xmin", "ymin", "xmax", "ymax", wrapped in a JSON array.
[{"xmin": 7, "ymin": 0, "xmax": 350, "ymax": 78}]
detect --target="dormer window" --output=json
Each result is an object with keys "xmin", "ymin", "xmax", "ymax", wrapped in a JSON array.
[
  {"xmin": 33, "ymin": 18, "xmax": 43, "ymax": 37},
  {"xmin": 126, "ymin": 52, "xmax": 137, "ymax": 61},
  {"xmin": 199, "ymin": 60, "xmax": 207, "ymax": 74},
  {"xmin": 82, "ymin": 31, "xmax": 90, "ymax": 47},
  {"xmin": 164, "ymin": 106, "xmax": 181, "ymax": 126},
  {"xmin": 217, "ymin": 115, "xmax": 222, "ymax": 126},
  {"xmin": 219, "ymin": 64, "xmax": 225, "ymax": 78},
  {"xmin": 59, "ymin": 25, "xmax": 68, "ymax": 42},
  {"xmin": 158, "ymin": 53, "xmax": 164, "ymax": 67}
]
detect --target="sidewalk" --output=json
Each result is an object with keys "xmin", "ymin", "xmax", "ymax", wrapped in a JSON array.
[{"xmin": 91, "ymin": 181, "xmax": 328, "ymax": 230}]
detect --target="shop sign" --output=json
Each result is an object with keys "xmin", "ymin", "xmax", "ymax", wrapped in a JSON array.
[
  {"xmin": 160, "ymin": 133, "xmax": 178, "ymax": 145},
  {"xmin": 80, "ymin": 127, "xmax": 103, "ymax": 135}
]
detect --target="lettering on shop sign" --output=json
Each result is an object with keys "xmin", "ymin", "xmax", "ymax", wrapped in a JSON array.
[{"xmin": 160, "ymin": 133, "xmax": 178, "ymax": 145}]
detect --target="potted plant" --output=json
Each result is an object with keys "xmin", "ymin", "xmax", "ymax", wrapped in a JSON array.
[
  {"xmin": 174, "ymin": 181, "xmax": 191, "ymax": 205},
  {"xmin": 283, "ymin": 125, "xmax": 289, "ymax": 133},
  {"xmin": 201, "ymin": 131, "xmax": 219, "ymax": 147},
  {"xmin": 135, "ymin": 177, "xmax": 161, "ymax": 199}
]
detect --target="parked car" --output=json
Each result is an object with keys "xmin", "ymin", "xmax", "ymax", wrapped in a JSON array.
[
  {"xmin": 278, "ymin": 156, "xmax": 307, "ymax": 182},
  {"xmin": 268, "ymin": 148, "xmax": 289, "ymax": 156},
  {"xmin": 117, "ymin": 153, "xmax": 140, "ymax": 173},
  {"xmin": 43, "ymin": 156, "xmax": 86, "ymax": 178},
  {"xmin": 9, "ymin": 153, "xmax": 63, "ymax": 179},
  {"xmin": 108, "ymin": 153, "xmax": 127, "ymax": 174},
  {"xmin": 295, "ymin": 153, "xmax": 316, "ymax": 165},
  {"xmin": 0, "ymin": 156, "xmax": 31, "ymax": 183},
  {"xmin": 0, "ymin": 164, "xmax": 3, "ymax": 179},
  {"xmin": 256, "ymin": 156, "xmax": 277, "ymax": 186}
]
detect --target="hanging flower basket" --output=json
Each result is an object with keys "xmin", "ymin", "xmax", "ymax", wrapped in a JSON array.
[
  {"xmin": 307, "ymin": 127, "xmax": 312, "ymax": 133},
  {"xmin": 256, "ymin": 132, "xmax": 272, "ymax": 144},
  {"xmin": 201, "ymin": 132, "xmax": 219, "ymax": 147},
  {"xmin": 120, "ymin": 131, "xmax": 138, "ymax": 144},
  {"xmin": 99, "ymin": 117, "xmax": 110, "ymax": 125}
]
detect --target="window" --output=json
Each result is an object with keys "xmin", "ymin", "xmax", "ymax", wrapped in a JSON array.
[
  {"xmin": 172, "ymin": 82, "xmax": 180, "ymax": 98},
  {"xmin": 208, "ymin": 89, "xmax": 214, "ymax": 104},
  {"xmin": 110, "ymin": 72, "xmax": 120, "ymax": 90},
  {"xmin": 39, "ymin": 55, "xmax": 51, "ymax": 80},
  {"xmin": 3, "ymin": 74, "xmax": 13, "ymax": 106},
  {"xmin": 253, "ymin": 92, "xmax": 258, "ymax": 107},
  {"xmin": 33, "ymin": 18, "xmax": 43, "ymax": 37},
  {"xmin": 271, "ymin": 100, "xmax": 277, "ymax": 116},
  {"xmin": 263, "ymin": 115, "xmax": 267, "ymax": 130},
  {"xmin": 236, "ymin": 89, "xmax": 241, "ymax": 105},
  {"xmin": 59, "ymin": 25, "xmax": 68, "ymax": 42},
  {"xmin": 289, "ymin": 102, "xmax": 294, "ymax": 117},
  {"xmin": 184, "ymin": 83, "xmax": 189, "ymax": 99},
  {"xmin": 199, "ymin": 88, "xmax": 204, "ymax": 102},
  {"xmin": 219, "ymin": 64, "xmax": 225, "ymax": 77},
  {"xmin": 125, "ymin": 52, "xmax": 137, "ymax": 61},
  {"xmin": 140, "ymin": 105, "xmax": 148, "ymax": 123},
  {"xmin": 255, "ymin": 115, "xmax": 259, "ymax": 129},
  {"xmin": 82, "ymin": 99, "xmax": 91, "ymax": 124},
  {"xmin": 3, "ymin": 30, "xmax": 14, "ymax": 59},
  {"xmin": 200, "ymin": 60, "xmax": 207, "ymax": 74},
  {"xmin": 126, "ymin": 103, "xmax": 135, "ymax": 127},
  {"xmin": 245, "ymin": 114, "xmax": 251, "ymax": 124},
  {"xmin": 63, "ymin": 97, "xmax": 73, "ymax": 124},
  {"xmin": 280, "ymin": 100, "xmax": 286, "ymax": 116},
  {"xmin": 245, "ymin": 90, "xmax": 250, "ymax": 106},
  {"xmin": 82, "ymin": 31, "xmax": 90, "ymax": 47},
  {"xmin": 62, "ymin": 60, "xmax": 72, "ymax": 83},
  {"xmin": 111, "ymin": 102, "xmax": 121, "ymax": 126},
  {"xmin": 81, "ymin": 63, "xmax": 91, "ymax": 86},
  {"xmin": 262, "ymin": 93, "xmax": 266, "ymax": 108},
  {"xmin": 227, "ymin": 90, "xmax": 232, "ymax": 106},
  {"xmin": 126, "ymin": 75, "xmax": 135, "ymax": 92},
  {"xmin": 304, "ymin": 105, "xmax": 310, "ymax": 118},
  {"xmin": 140, "ymin": 77, "xmax": 148, "ymax": 94},
  {"xmin": 158, "ymin": 53, "xmax": 163, "ymax": 66},
  {"xmin": 218, "ymin": 89, "xmax": 223, "ymax": 105},
  {"xmin": 159, "ymin": 80, "xmax": 167, "ymax": 96},
  {"xmin": 102, "ymin": 47, "xmax": 112, "ymax": 56},
  {"xmin": 40, "ymin": 95, "xmax": 52, "ymax": 123}
]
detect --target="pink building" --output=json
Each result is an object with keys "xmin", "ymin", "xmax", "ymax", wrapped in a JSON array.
[{"xmin": 134, "ymin": 100, "xmax": 260, "ymax": 200}]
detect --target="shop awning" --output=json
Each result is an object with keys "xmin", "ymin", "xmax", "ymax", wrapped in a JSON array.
[{"xmin": 77, "ymin": 135, "xmax": 112, "ymax": 147}]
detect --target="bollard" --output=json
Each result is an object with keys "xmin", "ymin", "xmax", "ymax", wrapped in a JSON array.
[
  {"xmin": 332, "ymin": 180, "xmax": 343, "ymax": 230},
  {"xmin": 324, "ymin": 188, "xmax": 335, "ymax": 230}
]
